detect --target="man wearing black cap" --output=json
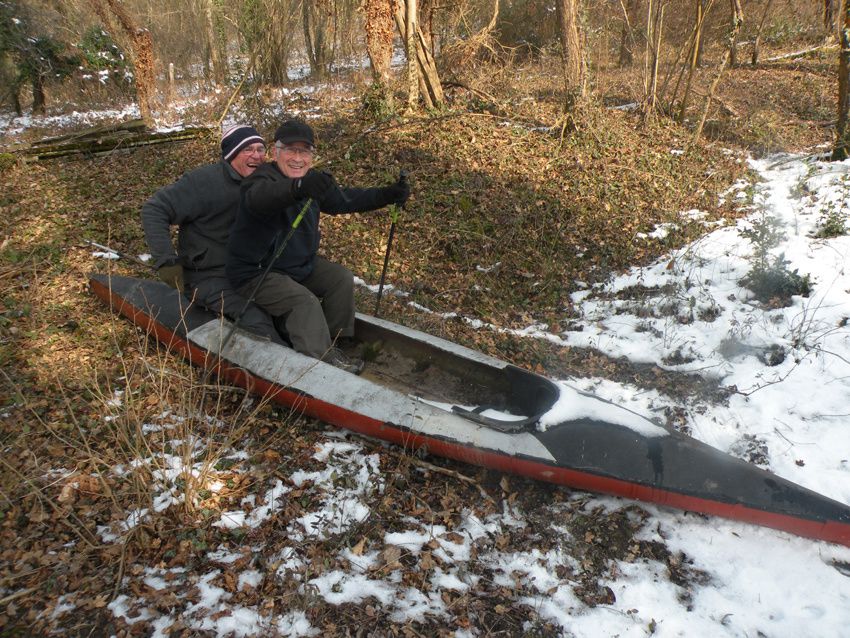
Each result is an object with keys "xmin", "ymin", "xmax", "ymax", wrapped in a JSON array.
[
  {"xmin": 141, "ymin": 124, "xmax": 284, "ymax": 344},
  {"xmin": 226, "ymin": 119, "xmax": 410, "ymax": 373}
]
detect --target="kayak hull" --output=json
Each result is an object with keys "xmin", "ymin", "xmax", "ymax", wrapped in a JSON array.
[{"xmin": 89, "ymin": 273, "xmax": 850, "ymax": 547}]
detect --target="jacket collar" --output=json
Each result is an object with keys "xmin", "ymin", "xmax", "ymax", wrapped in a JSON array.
[{"xmin": 221, "ymin": 159, "xmax": 244, "ymax": 181}]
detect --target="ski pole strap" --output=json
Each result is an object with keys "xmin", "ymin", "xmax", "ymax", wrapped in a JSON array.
[
  {"xmin": 388, "ymin": 203, "xmax": 401, "ymax": 224},
  {"xmin": 291, "ymin": 202, "xmax": 308, "ymax": 228}
]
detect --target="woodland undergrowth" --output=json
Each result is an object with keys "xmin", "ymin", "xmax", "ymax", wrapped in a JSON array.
[{"xmin": 0, "ymin": 47, "xmax": 837, "ymax": 634}]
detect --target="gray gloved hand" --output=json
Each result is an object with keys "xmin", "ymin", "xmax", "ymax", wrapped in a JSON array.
[
  {"xmin": 157, "ymin": 262, "xmax": 184, "ymax": 292},
  {"xmin": 291, "ymin": 169, "xmax": 335, "ymax": 201}
]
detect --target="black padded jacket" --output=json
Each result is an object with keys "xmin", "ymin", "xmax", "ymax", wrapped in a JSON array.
[
  {"xmin": 142, "ymin": 160, "xmax": 245, "ymax": 270},
  {"xmin": 226, "ymin": 162, "xmax": 395, "ymax": 287}
]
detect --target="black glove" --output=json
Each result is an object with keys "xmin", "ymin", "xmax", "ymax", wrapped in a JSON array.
[
  {"xmin": 291, "ymin": 169, "xmax": 335, "ymax": 201},
  {"xmin": 157, "ymin": 261, "xmax": 184, "ymax": 292},
  {"xmin": 383, "ymin": 171, "xmax": 410, "ymax": 208}
]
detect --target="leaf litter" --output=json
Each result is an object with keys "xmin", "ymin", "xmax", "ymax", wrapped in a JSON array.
[{"xmin": 1, "ymin": 63, "xmax": 850, "ymax": 637}]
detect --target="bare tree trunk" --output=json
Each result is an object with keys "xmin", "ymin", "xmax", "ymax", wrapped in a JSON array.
[
  {"xmin": 678, "ymin": 0, "xmax": 706, "ymax": 123},
  {"xmin": 266, "ymin": 6, "xmax": 295, "ymax": 85},
  {"xmin": 832, "ymin": 0, "xmax": 850, "ymax": 159},
  {"xmin": 661, "ymin": 0, "xmax": 712, "ymax": 110},
  {"xmin": 693, "ymin": 0, "xmax": 743, "ymax": 141},
  {"xmin": 728, "ymin": 0, "xmax": 744, "ymax": 67},
  {"xmin": 825, "ymin": 0, "xmax": 835, "ymax": 34},
  {"xmin": 405, "ymin": 0, "xmax": 419, "ymax": 110},
  {"xmin": 243, "ymin": 0, "xmax": 296, "ymax": 86},
  {"xmin": 751, "ymin": 0, "xmax": 774, "ymax": 65},
  {"xmin": 364, "ymin": 0, "xmax": 394, "ymax": 86},
  {"xmin": 643, "ymin": 0, "xmax": 664, "ymax": 120},
  {"xmin": 554, "ymin": 0, "xmax": 586, "ymax": 109},
  {"xmin": 132, "ymin": 28, "xmax": 156, "ymax": 124},
  {"xmin": 393, "ymin": 0, "xmax": 444, "ymax": 109},
  {"xmin": 419, "ymin": 0, "xmax": 435, "ymax": 55},
  {"xmin": 303, "ymin": 1, "xmax": 318, "ymax": 77},
  {"xmin": 87, "ymin": 0, "xmax": 157, "ymax": 125},
  {"xmin": 203, "ymin": 0, "xmax": 227, "ymax": 84},
  {"xmin": 303, "ymin": 0, "xmax": 333, "ymax": 79},
  {"xmin": 696, "ymin": 0, "xmax": 707, "ymax": 65},
  {"xmin": 618, "ymin": 0, "xmax": 640, "ymax": 67},
  {"xmin": 12, "ymin": 86, "xmax": 22, "ymax": 116},
  {"xmin": 31, "ymin": 74, "xmax": 46, "ymax": 114}
]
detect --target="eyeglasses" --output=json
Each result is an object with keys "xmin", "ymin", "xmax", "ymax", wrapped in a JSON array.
[
  {"xmin": 240, "ymin": 144, "xmax": 267, "ymax": 156},
  {"xmin": 275, "ymin": 143, "xmax": 315, "ymax": 158}
]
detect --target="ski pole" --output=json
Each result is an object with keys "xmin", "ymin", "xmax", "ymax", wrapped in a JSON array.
[
  {"xmin": 374, "ymin": 170, "xmax": 407, "ymax": 317},
  {"xmin": 218, "ymin": 197, "xmax": 313, "ymax": 355}
]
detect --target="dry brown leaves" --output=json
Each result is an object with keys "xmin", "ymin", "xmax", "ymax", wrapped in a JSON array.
[{"xmin": 0, "ymin": 47, "xmax": 833, "ymax": 634}]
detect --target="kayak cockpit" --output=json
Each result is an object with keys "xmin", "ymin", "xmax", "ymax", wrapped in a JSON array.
[{"xmin": 353, "ymin": 313, "xmax": 559, "ymax": 431}]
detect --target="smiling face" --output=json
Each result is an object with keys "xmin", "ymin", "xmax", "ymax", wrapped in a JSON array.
[
  {"xmin": 274, "ymin": 142, "xmax": 315, "ymax": 179},
  {"xmin": 229, "ymin": 143, "xmax": 267, "ymax": 178}
]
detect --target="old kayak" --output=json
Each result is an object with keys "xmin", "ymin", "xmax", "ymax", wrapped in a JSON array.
[{"xmin": 89, "ymin": 273, "xmax": 850, "ymax": 547}]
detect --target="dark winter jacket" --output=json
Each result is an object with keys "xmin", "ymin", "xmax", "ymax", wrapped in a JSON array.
[
  {"xmin": 226, "ymin": 162, "xmax": 396, "ymax": 288},
  {"xmin": 141, "ymin": 160, "xmax": 245, "ymax": 270}
]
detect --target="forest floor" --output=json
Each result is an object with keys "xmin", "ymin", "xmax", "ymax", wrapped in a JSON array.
[{"xmin": 0, "ymin": 42, "xmax": 841, "ymax": 635}]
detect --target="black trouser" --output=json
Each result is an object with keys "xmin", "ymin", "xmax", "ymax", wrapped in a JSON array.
[{"xmin": 185, "ymin": 268, "xmax": 285, "ymax": 345}]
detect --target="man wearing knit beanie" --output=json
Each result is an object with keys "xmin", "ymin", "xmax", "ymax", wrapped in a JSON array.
[
  {"xmin": 141, "ymin": 124, "xmax": 285, "ymax": 345},
  {"xmin": 220, "ymin": 125, "xmax": 266, "ymax": 174}
]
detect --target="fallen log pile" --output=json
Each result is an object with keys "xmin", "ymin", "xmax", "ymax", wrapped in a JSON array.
[{"xmin": 18, "ymin": 119, "xmax": 210, "ymax": 160}]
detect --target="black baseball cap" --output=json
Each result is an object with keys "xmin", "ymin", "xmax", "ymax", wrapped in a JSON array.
[{"xmin": 274, "ymin": 120, "xmax": 315, "ymax": 147}]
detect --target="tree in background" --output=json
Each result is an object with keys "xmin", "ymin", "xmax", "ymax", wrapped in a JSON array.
[
  {"xmin": 676, "ymin": 0, "xmax": 708, "ymax": 123},
  {"xmin": 750, "ymin": 0, "xmax": 775, "ymax": 65},
  {"xmin": 85, "ymin": 0, "xmax": 156, "ymax": 125},
  {"xmin": 0, "ymin": 1, "xmax": 78, "ymax": 114},
  {"xmin": 418, "ymin": 0, "xmax": 436, "ymax": 55},
  {"xmin": 692, "ymin": 0, "xmax": 743, "ymax": 141},
  {"xmin": 824, "ymin": 0, "xmax": 836, "ymax": 34},
  {"xmin": 403, "ymin": 0, "xmax": 418, "ymax": 109},
  {"xmin": 555, "ymin": 0, "xmax": 586, "ymax": 109},
  {"xmin": 832, "ymin": 0, "xmax": 850, "ymax": 160},
  {"xmin": 618, "ymin": 0, "xmax": 641, "ymax": 67},
  {"xmin": 303, "ymin": 0, "xmax": 334, "ymax": 79},
  {"xmin": 393, "ymin": 0, "xmax": 443, "ymax": 110},
  {"xmin": 0, "ymin": 0, "xmax": 830, "ymax": 146},
  {"xmin": 642, "ymin": 0, "xmax": 665, "ymax": 120},
  {"xmin": 727, "ymin": 0, "xmax": 744, "ymax": 67},
  {"xmin": 363, "ymin": 0, "xmax": 394, "ymax": 113},
  {"xmin": 78, "ymin": 26, "xmax": 131, "ymax": 85},
  {"xmin": 239, "ymin": 0, "xmax": 297, "ymax": 85},
  {"xmin": 203, "ymin": 0, "xmax": 228, "ymax": 84}
]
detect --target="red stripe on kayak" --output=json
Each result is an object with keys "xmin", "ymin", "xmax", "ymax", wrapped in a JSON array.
[
  {"xmin": 257, "ymin": 380, "xmax": 850, "ymax": 548},
  {"xmin": 90, "ymin": 278, "xmax": 850, "ymax": 548}
]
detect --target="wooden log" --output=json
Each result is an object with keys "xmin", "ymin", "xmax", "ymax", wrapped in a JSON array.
[
  {"xmin": 31, "ymin": 119, "xmax": 148, "ymax": 146},
  {"xmin": 18, "ymin": 126, "xmax": 211, "ymax": 160}
]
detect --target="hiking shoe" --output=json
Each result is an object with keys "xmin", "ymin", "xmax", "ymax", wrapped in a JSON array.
[{"xmin": 325, "ymin": 347, "xmax": 365, "ymax": 375}]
